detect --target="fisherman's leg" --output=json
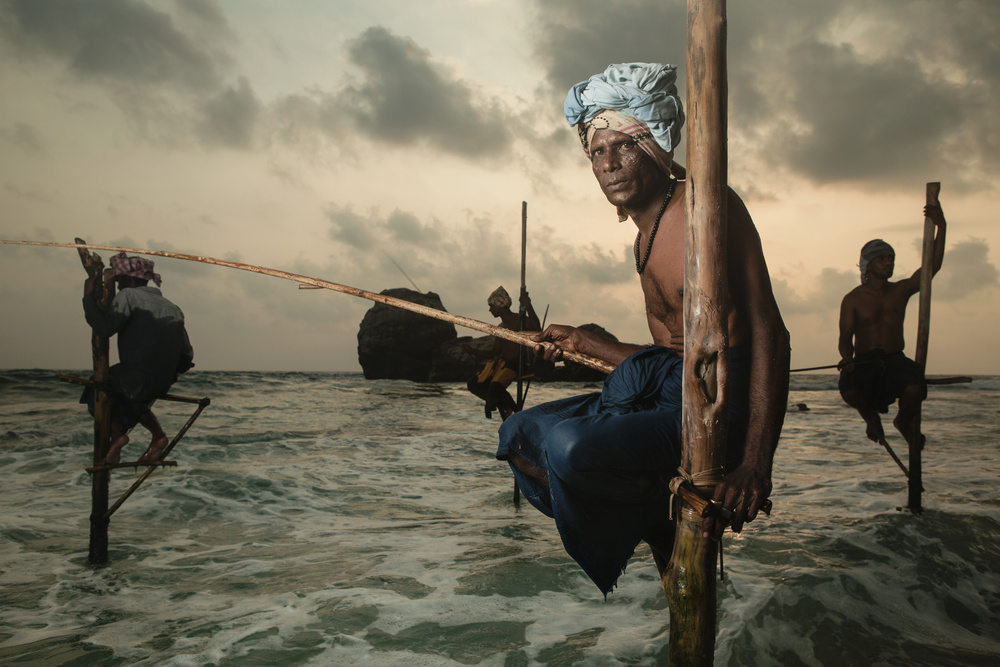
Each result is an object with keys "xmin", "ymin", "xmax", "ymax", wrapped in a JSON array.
[
  {"xmin": 103, "ymin": 421, "xmax": 130, "ymax": 465},
  {"xmin": 137, "ymin": 410, "xmax": 169, "ymax": 464},
  {"xmin": 507, "ymin": 449, "xmax": 548, "ymax": 486},
  {"xmin": 489, "ymin": 368, "xmax": 519, "ymax": 420},
  {"xmin": 466, "ymin": 376, "xmax": 489, "ymax": 401},
  {"xmin": 487, "ymin": 383, "xmax": 517, "ymax": 421},
  {"xmin": 543, "ymin": 410, "xmax": 681, "ymax": 594},
  {"xmin": 841, "ymin": 388, "xmax": 885, "ymax": 443},
  {"xmin": 893, "ymin": 384, "xmax": 925, "ymax": 448},
  {"xmin": 496, "ymin": 392, "xmax": 602, "ymax": 518},
  {"xmin": 546, "ymin": 411, "xmax": 681, "ymax": 502}
]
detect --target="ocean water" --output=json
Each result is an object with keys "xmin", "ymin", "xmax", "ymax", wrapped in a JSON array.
[{"xmin": 0, "ymin": 370, "xmax": 998, "ymax": 666}]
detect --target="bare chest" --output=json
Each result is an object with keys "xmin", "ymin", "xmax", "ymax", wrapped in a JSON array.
[{"xmin": 638, "ymin": 217, "xmax": 685, "ymax": 337}]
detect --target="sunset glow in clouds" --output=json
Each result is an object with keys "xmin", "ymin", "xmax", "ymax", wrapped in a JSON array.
[{"xmin": 1, "ymin": 0, "xmax": 997, "ymax": 374}]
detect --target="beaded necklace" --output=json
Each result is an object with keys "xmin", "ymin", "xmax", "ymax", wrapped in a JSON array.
[{"xmin": 633, "ymin": 177, "xmax": 677, "ymax": 275}]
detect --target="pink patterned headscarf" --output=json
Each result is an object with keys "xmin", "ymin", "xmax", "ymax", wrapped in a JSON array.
[
  {"xmin": 111, "ymin": 252, "xmax": 162, "ymax": 287},
  {"xmin": 578, "ymin": 109, "xmax": 675, "ymax": 179}
]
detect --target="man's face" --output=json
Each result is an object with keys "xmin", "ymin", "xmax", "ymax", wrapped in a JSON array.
[
  {"xmin": 589, "ymin": 129, "xmax": 664, "ymax": 209},
  {"xmin": 868, "ymin": 254, "xmax": 895, "ymax": 280}
]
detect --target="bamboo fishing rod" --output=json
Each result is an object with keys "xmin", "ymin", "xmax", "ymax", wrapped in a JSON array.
[
  {"xmin": 1, "ymin": 239, "xmax": 616, "ymax": 375},
  {"xmin": 791, "ymin": 359, "xmax": 877, "ymax": 373}
]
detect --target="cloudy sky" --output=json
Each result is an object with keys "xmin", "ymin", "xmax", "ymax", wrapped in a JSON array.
[{"xmin": 1, "ymin": 0, "xmax": 997, "ymax": 375}]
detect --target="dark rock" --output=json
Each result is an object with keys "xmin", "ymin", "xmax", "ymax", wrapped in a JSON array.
[
  {"xmin": 357, "ymin": 289, "xmax": 457, "ymax": 382},
  {"xmin": 359, "ymin": 295, "xmax": 620, "ymax": 385},
  {"xmin": 429, "ymin": 336, "xmax": 490, "ymax": 383}
]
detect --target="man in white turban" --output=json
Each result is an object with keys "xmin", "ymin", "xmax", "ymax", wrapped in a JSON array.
[
  {"xmin": 837, "ymin": 204, "xmax": 947, "ymax": 446},
  {"xmin": 495, "ymin": 63, "xmax": 790, "ymax": 596}
]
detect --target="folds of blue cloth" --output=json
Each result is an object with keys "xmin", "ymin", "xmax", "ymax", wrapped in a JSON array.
[{"xmin": 496, "ymin": 345, "xmax": 749, "ymax": 596}]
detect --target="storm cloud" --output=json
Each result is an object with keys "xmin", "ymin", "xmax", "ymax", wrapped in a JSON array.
[
  {"xmin": 933, "ymin": 238, "xmax": 999, "ymax": 302},
  {"xmin": 532, "ymin": 0, "xmax": 1000, "ymax": 194},
  {"xmin": 339, "ymin": 27, "xmax": 514, "ymax": 158}
]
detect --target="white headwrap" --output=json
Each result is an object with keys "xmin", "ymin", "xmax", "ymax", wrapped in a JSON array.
[
  {"xmin": 564, "ymin": 63, "xmax": 685, "ymax": 156},
  {"xmin": 859, "ymin": 239, "xmax": 894, "ymax": 284}
]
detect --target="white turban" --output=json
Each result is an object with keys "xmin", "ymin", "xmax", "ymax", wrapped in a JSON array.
[
  {"xmin": 564, "ymin": 63, "xmax": 685, "ymax": 156},
  {"xmin": 859, "ymin": 239, "xmax": 894, "ymax": 284}
]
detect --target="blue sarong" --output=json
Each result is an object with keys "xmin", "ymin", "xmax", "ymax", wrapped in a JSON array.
[{"xmin": 496, "ymin": 345, "xmax": 749, "ymax": 595}]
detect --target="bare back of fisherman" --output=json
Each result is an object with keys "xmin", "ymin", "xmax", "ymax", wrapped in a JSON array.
[{"xmin": 838, "ymin": 204, "xmax": 947, "ymax": 446}]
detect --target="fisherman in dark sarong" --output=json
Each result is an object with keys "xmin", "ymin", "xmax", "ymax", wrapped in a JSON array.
[
  {"xmin": 82, "ymin": 253, "xmax": 194, "ymax": 465},
  {"xmin": 496, "ymin": 63, "xmax": 789, "ymax": 596},
  {"xmin": 837, "ymin": 210, "xmax": 947, "ymax": 445},
  {"xmin": 463, "ymin": 286, "xmax": 540, "ymax": 420}
]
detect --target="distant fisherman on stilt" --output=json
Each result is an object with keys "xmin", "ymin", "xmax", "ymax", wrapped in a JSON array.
[
  {"xmin": 462, "ymin": 286, "xmax": 541, "ymax": 420},
  {"xmin": 81, "ymin": 253, "xmax": 195, "ymax": 465},
  {"xmin": 837, "ymin": 203, "xmax": 947, "ymax": 446}
]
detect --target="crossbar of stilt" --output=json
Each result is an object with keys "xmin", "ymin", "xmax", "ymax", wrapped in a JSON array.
[{"xmin": 104, "ymin": 397, "xmax": 210, "ymax": 519}]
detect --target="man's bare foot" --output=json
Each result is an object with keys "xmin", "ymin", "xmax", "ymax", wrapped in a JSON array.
[
  {"xmin": 892, "ymin": 414, "xmax": 924, "ymax": 447},
  {"xmin": 102, "ymin": 433, "xmax": 129, "ymax": 465},
  {"xmin": 508, "ymin": 450, "xmax": 549, "ymax": 485},
  {"xmin": 864, "ymin": 418, "xmax": 885, "ymax": 443},
  {"xmin": 137, "ymin": 435, "xmax": 169, "ymax": 464}
]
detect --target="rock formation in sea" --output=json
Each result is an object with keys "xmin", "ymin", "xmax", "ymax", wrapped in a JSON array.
[{"xmin": 357, "ymin": 289, "xmax": 458, "ymax": 382}]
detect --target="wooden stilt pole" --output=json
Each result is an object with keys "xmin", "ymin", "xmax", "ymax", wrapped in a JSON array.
[
  {"xmin": 76, "ymin": 238, "xmax": 114, "ymax": 567},
  {"xmin": 513, "ymin": 201, "xmax": 528, "ymax": 505},
  {"xmin": 517, "ymin": 201, "xmax": 527, "ymax": 411},
  {"xmin": 909, "ymin": 182, "xmax": 940, "ymax": 513},
  {"xmin": 665, "ymin": 2, "xmax": 729, "ymax": 664}
]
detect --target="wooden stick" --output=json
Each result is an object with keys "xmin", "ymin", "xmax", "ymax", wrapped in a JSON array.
[
  {"xmin": 86, "ymin": 461, "xmax": 177, "ymax": 473},
  {"xmin": 790, "ymin": 363, "xmax": 840, "ymax": 372},
  {"xmin": 1, "ymin": 239, "xmax": 615, "ymax": 374},
  {"xmin": 673, "ymin": 481, "xmax": 773, "ymax": 521},
  {"xmin": 76, "ymin": 238, "xmax": 113, "ymax": 567},
  {"xmin": 666, "ymin": 2, "xmax": 729, "ymax": 663},
  {"xmin": 59, "ymin": 374, "xmax": 208, "ymax": 404},
  {"xmin": 877, "ymin": 436, "xmax": 910, "ymax": 478},
  {"xmin": 925, "ymin": 376, "xmax": 972, "ymax": 385},
  {"xmin": 518, "ymin": 201, "xmax": 528, "ymax": 409},
  {"xmin": 792, "ymin": 358, "xmax": 882, "ymax": 373},
  {"xmin": 908, "ymin": 182, "xmax": 940, "ymax": 512},
  {"xmin": 105, "ymin": 397, "xmax": 210, "ymax": 519}
]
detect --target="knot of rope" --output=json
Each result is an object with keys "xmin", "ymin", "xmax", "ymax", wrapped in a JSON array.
[{"xmin": 668, "ymin": 466, "xmax": 723, "ymax": 519}]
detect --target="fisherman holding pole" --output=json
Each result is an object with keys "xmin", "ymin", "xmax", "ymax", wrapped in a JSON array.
[
  {"xmin": 494, "ymin": 63, "xmax": 790, "ymax": 596},
  {"xmin": 462, "ymin": 286, "xmax": 541, "ymax": 420},
  {"xmin": 81, "ymin": 253, "xmax": 195, "ymax": 465},
  {"xmin": 837, "ymin": 202, "xmax": 947, "ymax": 449}
]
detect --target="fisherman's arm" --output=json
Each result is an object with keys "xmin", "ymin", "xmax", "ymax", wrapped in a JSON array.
[
  {"xmin": 705, "ymin": 195, "xmax": 789, "ymax": 540},
  {"xmin": 82, "ymin": 283, "xmax": 129, "ymax": 338},
  {"xmin": 837, "ymin": 297, "xmax": 857, "ymax": 371},
  {"xmin": 519, "ymin": 288, "xmax": 542, "ymax": 331},
  {"xmin": 904, "ymin": 202, "xmax": 948, "ymax": 293},
  {"xmin": 530, "ymin": 325, "xmax": 643, "ymax": 367},
  {"xmin": 928, "ymin": 202, "xmax": 947, "ymax": 276},
  {"xmin": 177, "ymin": 326, "xmax": 195, "ymax": 374}
]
